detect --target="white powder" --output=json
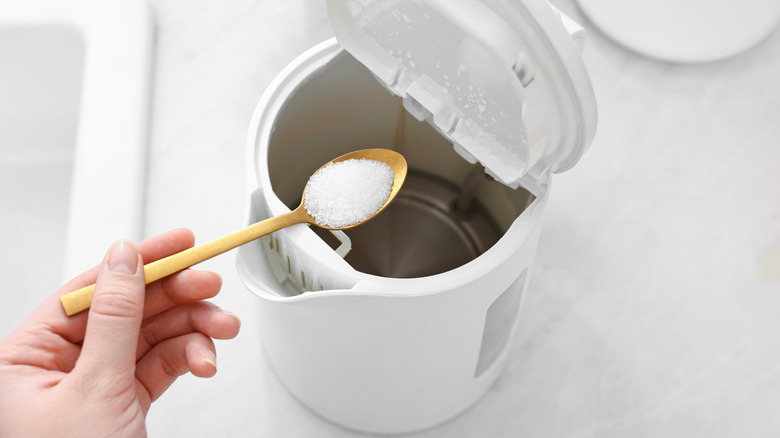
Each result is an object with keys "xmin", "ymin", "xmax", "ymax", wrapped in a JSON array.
[{"xmin": 304, "ymin": 158, "xmax": 395, "ymax": 228}]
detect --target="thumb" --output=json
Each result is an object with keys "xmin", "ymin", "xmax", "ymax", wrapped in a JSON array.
[{"xmin": 76, "ymin": 240, "xmax": 145, "ymax": 379}]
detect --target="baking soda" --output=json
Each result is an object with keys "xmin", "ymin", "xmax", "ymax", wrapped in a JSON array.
[{"xmin": 304, "ymin": 158, "xmax": 395, "ymax": 228}]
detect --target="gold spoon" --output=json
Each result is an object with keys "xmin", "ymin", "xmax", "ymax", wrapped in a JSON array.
[{"xmin": 60, "ymin": 148, "xmax": 407, "ymax": 316}]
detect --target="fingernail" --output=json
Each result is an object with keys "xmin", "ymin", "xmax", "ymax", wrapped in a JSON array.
[
  {"xmin": 108, "ymin": 240, "xmax": 139, "ymax": 274},
  {"xmin": 201, "ymin": 348, "xmax": 217, "ymax": 370}
]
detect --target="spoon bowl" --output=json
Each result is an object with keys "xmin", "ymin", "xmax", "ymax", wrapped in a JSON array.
[
  {"xmin": 60, "ymin": 148, "xmax": 407, "ymax": 316},
  {"xmin": 301, "ymin": 148, "xmax": 407, "ymax": 230}
]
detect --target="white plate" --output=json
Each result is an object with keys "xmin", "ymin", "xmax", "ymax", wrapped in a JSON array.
[{"xmin": 576, "ymin": 0, "xmax": 780, "ymax": 63}]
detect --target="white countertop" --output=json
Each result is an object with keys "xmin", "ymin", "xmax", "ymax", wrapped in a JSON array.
[{"xmin": 142, "ymin": 1, "xmax": 780, "ymax": 436}]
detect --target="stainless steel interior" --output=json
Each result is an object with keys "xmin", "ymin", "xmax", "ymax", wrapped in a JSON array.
[{"xmin": 313, "ymin": 170, "xmax": 502, "ymax": 277}]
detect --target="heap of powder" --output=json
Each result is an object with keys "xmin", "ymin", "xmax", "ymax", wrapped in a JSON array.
[{"xmin": 304, "ymin": 158, "xmax": 395, "ymax": 228}]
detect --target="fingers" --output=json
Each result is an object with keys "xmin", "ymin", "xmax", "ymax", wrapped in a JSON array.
[
  {"xmin": 48, "ymin": 267, "xmax": 223, "ymax": 346},
  {"xmin": 135, "ymin": 332, "xmax": 218, "ymax": 410},
  {"xmin": 142, "ymin": 269, "xmax": 223, "ymax": 319},
  {"xmin": 60, "ymin": 229, "xmax": 196, "ymax": 297},
  {"xmin": 29, "ymin": 229, "xmax": 198, "ymax": 344},
  {"xmin": 58, "ymin": 269, "xmax": 223, "ymax": 346},
  {"xmin": 137, "ymin": 302, "xmax": 240, "ymax": 360},
  {"xmin": 74, "ymin": 240, "xmax": 145, "ymax": 379}
]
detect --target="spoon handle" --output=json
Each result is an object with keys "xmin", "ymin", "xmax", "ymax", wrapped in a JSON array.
[{"xmin": 60, "ymin": 209, "xmax": 307, "ymax": 316}]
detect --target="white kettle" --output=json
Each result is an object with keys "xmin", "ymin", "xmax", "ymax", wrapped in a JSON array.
[{"xmin": 237, "ymin": 0, "xmax": 597, "ymax": 434}]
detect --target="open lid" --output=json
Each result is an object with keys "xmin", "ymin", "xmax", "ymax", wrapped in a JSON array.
[{"xmin": 325, "ymin": 0, "xmax": 597, "ymax": 188}]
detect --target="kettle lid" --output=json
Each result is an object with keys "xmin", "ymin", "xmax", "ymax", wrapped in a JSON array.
[{"xmin": 325, "ymin": 0, "xmax": 597, "ymax": 187}]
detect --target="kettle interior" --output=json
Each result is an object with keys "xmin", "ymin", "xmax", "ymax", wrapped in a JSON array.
[{"xmin": 264, "ymin": 51, "xmax": 535, "ymax": 284}]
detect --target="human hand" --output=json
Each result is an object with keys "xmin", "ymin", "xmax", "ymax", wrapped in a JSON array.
[{"xmin": 0, "ymin": 229, "xmax": 241, "ymax": 438}]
